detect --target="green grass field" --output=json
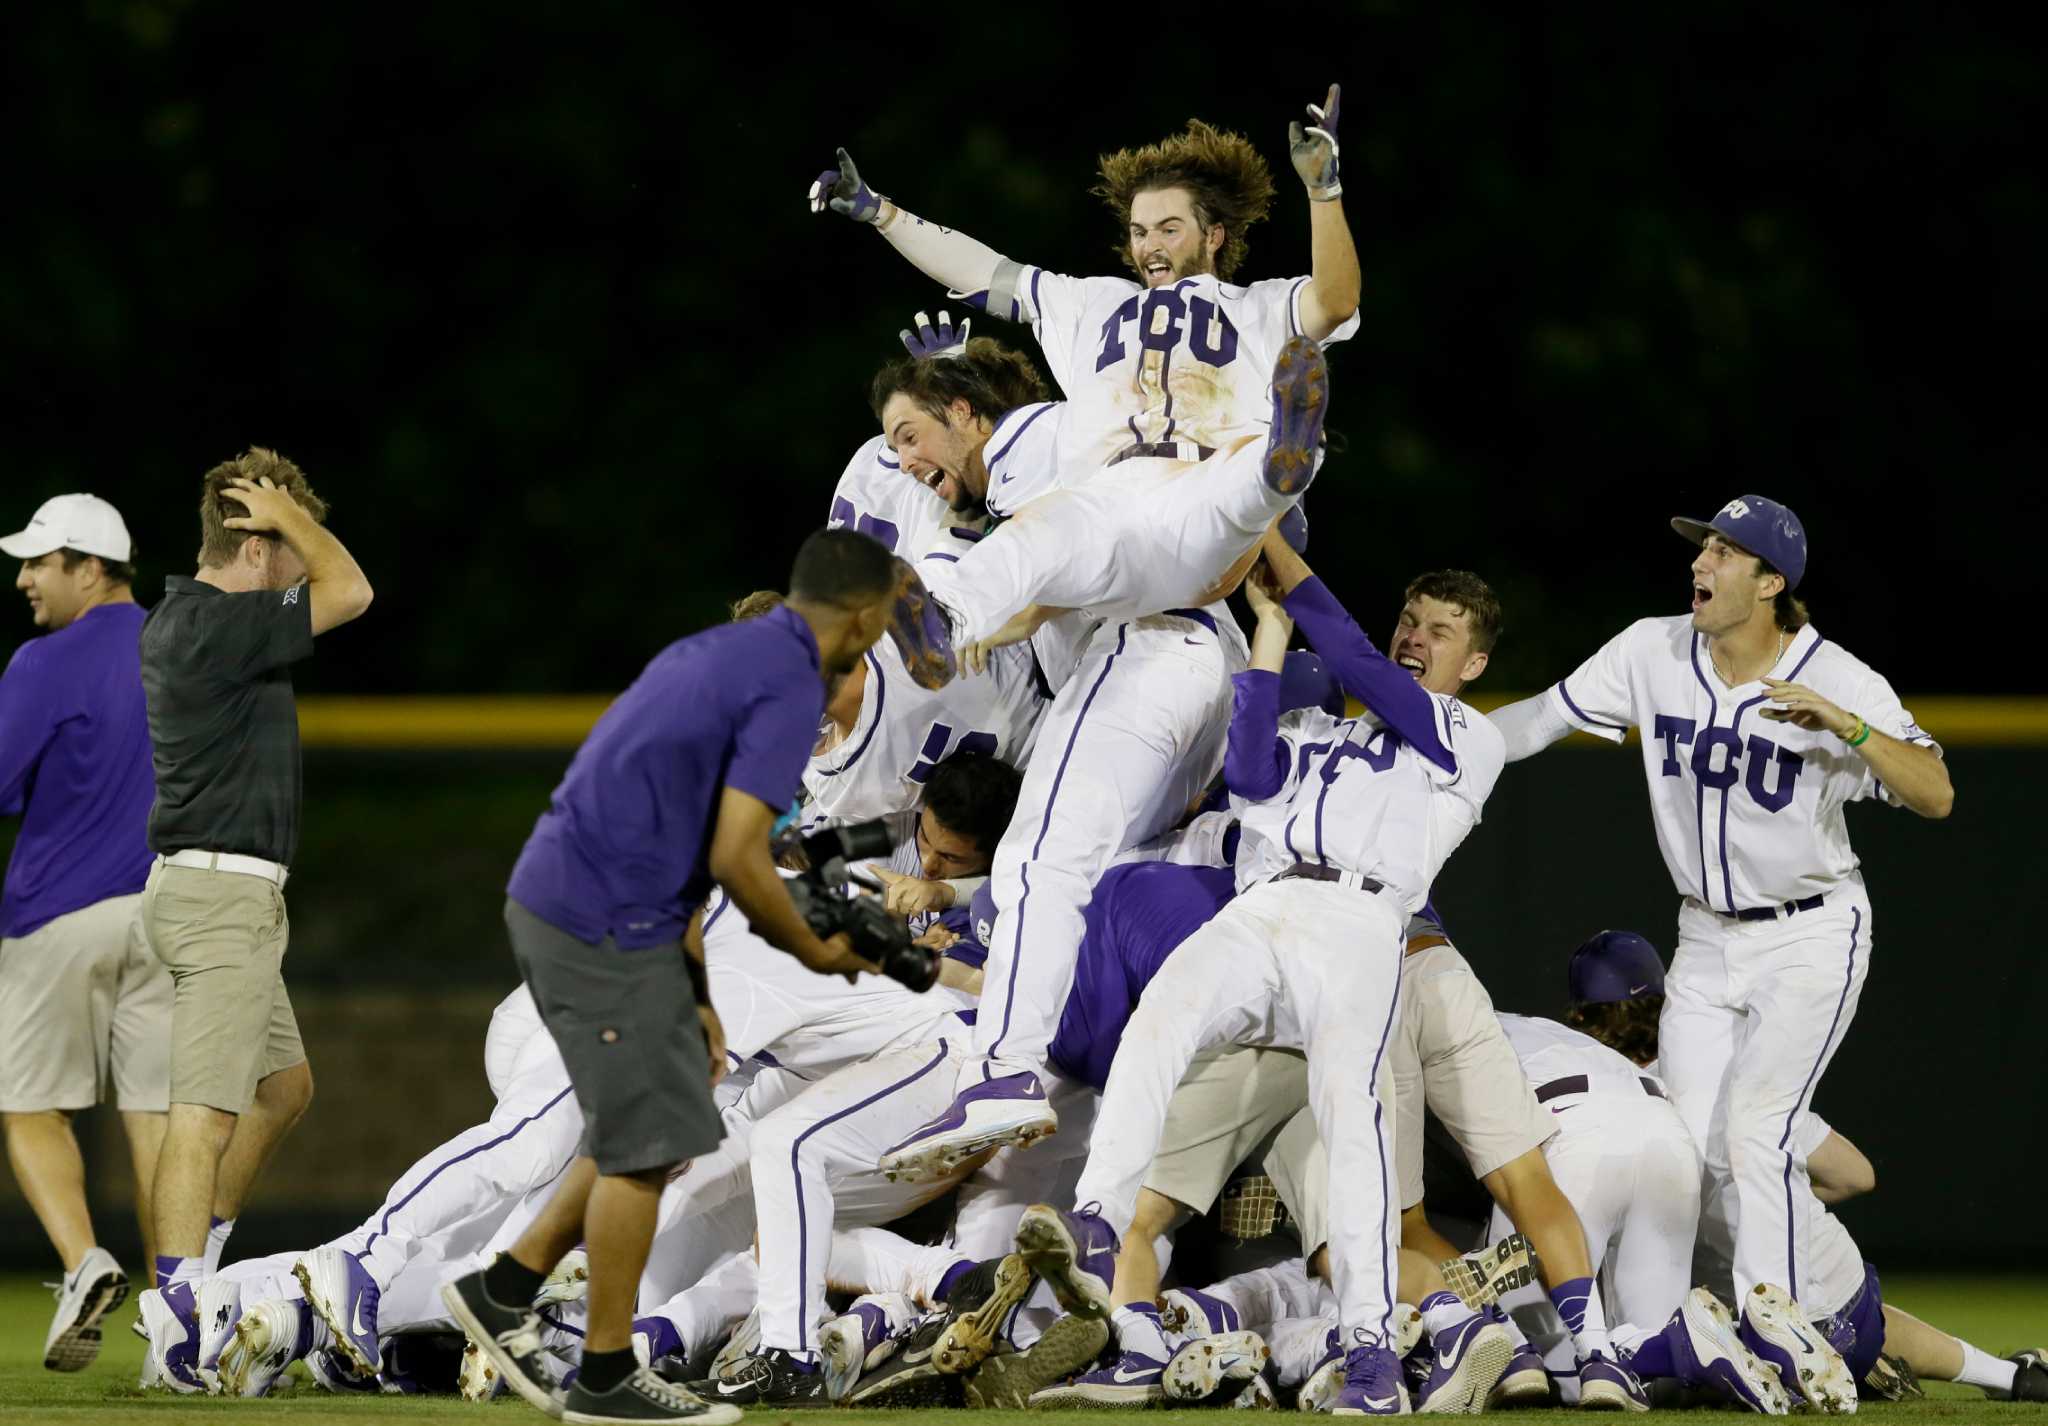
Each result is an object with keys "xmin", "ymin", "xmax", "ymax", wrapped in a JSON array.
[{"xmin": 1, "ymin": 1274, "xmax": 2042, "ymax": 1421}]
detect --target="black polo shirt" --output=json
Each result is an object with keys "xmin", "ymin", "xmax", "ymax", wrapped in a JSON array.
[{"xmin": 140, "ymin": 576, "xmax": 316, "ymax": 865}]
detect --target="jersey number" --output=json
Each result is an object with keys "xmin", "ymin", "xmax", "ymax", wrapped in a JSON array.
[
  {"xmin": 1653, "ymin": 715, "xmax": 1806, "ymax": 813},
  {"xmin": 908, "ymin": 721, "xmax": 999, "ymax": 784},
  {"xmin": 1094, "ymin": 291, "xmax": 1241, "ymax": 373},
  {"xmin": 829, "ymin": 497, "xmax": 901, "ymax": 553}
]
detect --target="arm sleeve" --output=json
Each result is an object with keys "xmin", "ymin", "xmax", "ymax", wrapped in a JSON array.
[
  {"xmin": 1282, "ymin": 577, "xmax": 1455, "ymax": 773},
  {"xmin": 1489, "ymin": 694, "xmax": 1576, "ymax": 763},
  {"xmin": 1224, "ymin": 669, "xmax": 1289, "ymax": 801},
  {"xmin": 0, "ymin": 645, "xmax": 57, "ymax": 816},
  {"xmin": 1546, "ymin": 624, "xmax": 1639, "ymax": 742},
  {"xmin": 877, "ymin": 210, "xmax": 1008, "ymax": 302}
]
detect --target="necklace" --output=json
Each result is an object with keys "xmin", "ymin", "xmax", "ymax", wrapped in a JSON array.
[{"xmin": 1712, "ymin": 628, "xmax": 1785, "ymax": 687}]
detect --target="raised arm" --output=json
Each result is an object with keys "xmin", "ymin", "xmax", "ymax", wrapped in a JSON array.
[
  {"xmin": 1286, "ymin": 86, "xmax": 1361, "ymax": 342},
  {"xmin": 1224, "ymin": 562, "xmax": 1294, "ymax": 800},
  {"xmin": 810, "ymin": 148, "xmax": 1015, "ymax": 303},
  {"xmin": 220, "ymin": 476, "xmax": 373, "ymax": 635},
  {"xmin": 1258, "ymin": 530, "xmax": 1453, "ymax": 772}
]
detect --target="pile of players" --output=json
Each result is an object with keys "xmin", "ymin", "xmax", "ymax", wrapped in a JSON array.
[{"xmin": 126, "ymin": 85, "xmax": 2045, "ymax": 1417}]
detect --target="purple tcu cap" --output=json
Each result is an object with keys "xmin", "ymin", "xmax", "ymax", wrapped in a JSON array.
[
  {"xmin": 1278, "ymin": 502, "xmax": 1309, "ymax": 554},
  {"xmin": 968, "ymin": 882, "xmax": 999, "ymax": 951},
  {"xmin": 1670, "ymin": 495, "xmax": 1807, "ymax": 591},
  {"xmin": 1568, "ymin": 930, "xmax": 1666, "ymax": 1005},
  {"xmin": 1279, "ymin": 649, "xmax": 1344, "ymax": 718}
]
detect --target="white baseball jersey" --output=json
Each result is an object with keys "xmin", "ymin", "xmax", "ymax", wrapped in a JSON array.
[
  {"xmin": 826, "ymin": 434, "xmax": 960, "ymax": 557},
  {"xmin": 1233, "ymin": 697, "xmax": 1506, "ymax": 917},
  {"xmin": 1017, "ymin": 269, "xmax": 1361, "ymax": 470},
  {"xmin": 1547, "ymin": 617, "xmax": 1939, "ymax": 913}
]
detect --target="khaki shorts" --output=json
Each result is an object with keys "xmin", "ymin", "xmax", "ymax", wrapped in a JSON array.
[
  {"xmin": 1144, "ymin": 1045, "xmax": 1309, "ymax": 1215},
  {"xmin": 0, "ymin": 893, "xmax": 171, "ymax": 1113},
  {"xmin": 142, "ymin": 861, "xmax": 305, "ymax": 1114},
  {"xmin": 1263, "ymin": 1104, "xmax": 1329, "ymax": 1256},
  {"xmin": 1392, "ymin": 942, "xmax": 1552, "ymax": 1209}
]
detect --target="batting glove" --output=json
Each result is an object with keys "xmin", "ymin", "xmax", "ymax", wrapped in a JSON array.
[
  {"xmin": 809, "ymin": 147, "xmax": 885, "ymax": 223},
  {"xmin": 1288, "ymin": 84, "xmax": 1342, "ymax": 201},
  {"xmin": 899, "ymin": 309, "xmax": 971, "ymax": 360}
]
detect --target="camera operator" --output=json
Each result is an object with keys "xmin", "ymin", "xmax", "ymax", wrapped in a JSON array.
[{"xmin": 444, "ymin": 530, "xmax": 906, "ymax": 1426}]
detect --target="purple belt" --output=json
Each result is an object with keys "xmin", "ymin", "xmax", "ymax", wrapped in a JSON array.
[{"xmin": 1536, "ymin": 1074, "xmax": 1666, "ymax": 1103}]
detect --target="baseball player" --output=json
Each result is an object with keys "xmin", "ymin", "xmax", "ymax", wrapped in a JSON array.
[
  {"xmin": 0, "ymin": 494, "xmax": 165, "ymax": 1373},
  {"xmin": 1006, "ymin": 540, "xmax": 1509, "ymax": 1417},
  {"xmin": 1488, "ymin": 494, "xmax": 1952, "ymax": 1414},
  {"xmin": 826, "ymin": 435, "xmax": 957, "ymax": 562}
]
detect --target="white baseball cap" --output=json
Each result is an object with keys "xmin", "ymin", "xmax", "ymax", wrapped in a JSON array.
[{"xmin": 0, "ymin": 494, "xmax": 133, "ymax": 562}]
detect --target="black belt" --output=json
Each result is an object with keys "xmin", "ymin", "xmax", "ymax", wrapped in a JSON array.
[
  {"xmin": 1275, "ymin": 862, "xmax": 1384, "ymax": 895},
  {"xmin": 1108, "ymin": 440, "xmax": 1215, "ymax": 467},
  {"xmin": 1734, "ymin": 893, "xmax": 1826, "ymax": 923},
  {"xmin": 1535, "ymin": 1074, "xmax": 1666, "ymax": 1103},
  {"xmin": 1163, "ymin": 607, "xmax": 1217, "ymax": 634}
]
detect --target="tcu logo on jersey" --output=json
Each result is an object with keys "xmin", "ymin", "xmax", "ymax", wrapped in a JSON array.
[
  {"xmin": 1095, "ymin": 288, "xmax": 1240, "ymax": 373},
  {"xmin": 1652, "ymin": 715, "xmax": 1805, "ymax": 812}
]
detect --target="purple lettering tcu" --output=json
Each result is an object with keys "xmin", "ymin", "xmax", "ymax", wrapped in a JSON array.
[
  {"xmin": 1094, "ymin": 291, "xmax": 1241, "ymax": 372},
  {"xmin": 1654, "ymin": 712, "xmax": 1805, "ymax": 813}
]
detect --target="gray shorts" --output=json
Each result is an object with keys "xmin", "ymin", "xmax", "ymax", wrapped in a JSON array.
[{"xmin": 505, "ymin": 899, "xmax": 722, "ymax": 1176}]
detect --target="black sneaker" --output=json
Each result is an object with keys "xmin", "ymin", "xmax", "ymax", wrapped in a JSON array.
[
  {"xmin": 697, "ymin": 1348, "xmax": 830, "ymax": 1407},
  {"xmin": 439, "ymin": 1269, "xmax": 558, "ymax": 1417},
  {"xmin": 964, "ymin": 1312, "xmax": 1112, "ymax": 1409},
  {"xmin": 2012, "ymin": 1349, "xmax": 2048, "ymax": 1403},
  {"xmin": 561, "ymin": 1364, "xmax": 741, "ymax": 1424},
  {"xmin": 846, "ymin": 1312, "xmax": 964, "ymax": 1408}
]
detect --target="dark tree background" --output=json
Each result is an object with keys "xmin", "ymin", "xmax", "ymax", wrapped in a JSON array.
[{"xmin": 3, "ymin": 1, "xmax": 2039, "ymax": 691}]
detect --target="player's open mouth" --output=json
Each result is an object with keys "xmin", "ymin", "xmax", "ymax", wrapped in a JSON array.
[
  {"xmin": 1691, "ymin": 583, "xmax": 1711, "ymax": 611},
  {"xmin": 1397, "ymin": 655, "xmax": 1426, "ymax": 680},
  {"xmin": 1143, "ymin": 258, "xmax": 1171, "ymax": 282}
]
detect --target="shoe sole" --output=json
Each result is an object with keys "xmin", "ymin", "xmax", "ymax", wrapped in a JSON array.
[
  {"xmin": 1028, "ymin": 1377, "xmax": 1164, "ymax": 1409},
  {"xmin": 1418, "ymin": 1321, "xmax": 1515, "ymax": 1414},
  {"xmin": 218, "ymin": 1308, "xmax": 293, "ymax": 1399},
  {"xmin": 293, "ymin": 1256, "xmax": 380, "ymax": 1381},
  {"xmin": 564, "ymin": 1404, "xmax": 741, "ymax": 1426},
  {"xmin": 1439, "ymin": 1232, "xmax": 1540, "ymax": 1311},
  {"xmin": 881, "ymin": 1116, "xmax": 1056, "ymax": 1184},
  {"xmin": 935, "ymin": 1253, "xmax": 1034, "ymax": 1374},
  {"xmin": 439, "ymin": 1281, "xmax": 562, "ymax": 1419},
  {"xmin": 1743, "ymin": 1283, "xmax": 1857, "ymax": 1415},
  {"xmin": 1014, "ymin": 1207, "xmax": 1112, "ymax": 1319},
  {"xmin": 819, "ymin": 1319, "xmax": 866, "ymax": 1402},
  {"xmin": 888, "ymin": 560, "xmax": 958, "ymax": 691},
  {"xmin": 1682, "ymin": 1287, "xmax": 1791, "ymax": 1414},
  {"xmin": 1261, "ymin": 337, "xmax": 1329, "ymax": 496},
  {"xmin": 968, "ymin": 1315, "xmax": 1111, "ymax": 1410},
  {"xmin": 1486, "ymin": 1365, "xmax": 1552, "ymax": 1408},
  {"xmin": 1163, "ymin": 1329, "xmax": 1270, "ymax": 1402},
  {"xmin": 1578, "ymin": 1376, "xmax": 1650, "ymax": 1412},
  {"xmin": 44, "ymin": 1267, "xmax": 128, "ymax": 1371},
  {"xmin": 848, "ymin": 1358, "xmax": 965, "ymax": 1408}
]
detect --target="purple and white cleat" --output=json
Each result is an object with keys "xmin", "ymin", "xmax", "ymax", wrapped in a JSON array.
[
  {"xmin": 1739, "ymin": 1282, "xmax": 1856, "ymax": 1414},
  {"xmin": 1579, "ymin": 1351, "xmax": 1652, "ymax": 1412},
  {"xmin": 217, "ymin": 1298, "xmax": 313, "ymax": 1398},
  {"xmin": 139, "ymin": 1284, "xmax": 207, "ymax": 1394},
  {"xmin": 1012, "ymin": 1203, "xmax": 1119, "ymax": 1319},
  {"xmin": 194, "ymin": 1276, "xmax": 244, "ymax": 1391},
  {"xmin": 1160, "ymin": 1285, "xmax": 1243, "ymax": 1339},
  {"xmin": 878, "ymin": 1070, "xmax": 1057, "ymax": 1184},
  {"xmin": 1663, "ymin": 1287, "xmax": 1792, "ymax": 1414},
  {"xmin": 1262, "ymin": 336, "xmax": 1330, "ymax": 496},
  {"xmin": 1162, "ymin": 1328, "xmax": 1270, "ymax": 1402},
  {"xmin": 1414, "ymin": 1309, "xmax": 1515, "ymax": 1414},
  {"xmin": 1489, "ymin": 1344, "xmax": 1553, "ymax": 1408},
  {"xmin": 294, "ymin": 1245, "xmax": 382, "ymax": 1379},
  {"xmin": 1028, "ymin": 1346, "xmax": 1168, "ymax": 1407},
  {"xmin": 822, "ymin": 1291, "xmax": 917, "ymax": 1400},
  {"xmin": 1330, "ymin": 1342, "xmax": 1409, "ymax": 1416}
]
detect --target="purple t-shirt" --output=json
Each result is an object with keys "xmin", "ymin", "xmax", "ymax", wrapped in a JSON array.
[
  {"xmin": 507, "ymin": 604, "xmax": 825, "ymax": 950},
  {"xmin": 0, "ymin": 602, "xmax": 154, "ymax": 939},
  {"xmin": 1048, "ymin": 861, "xmax": 1237, "ymax": 1090}
]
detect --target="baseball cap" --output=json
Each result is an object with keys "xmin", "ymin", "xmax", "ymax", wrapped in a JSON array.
[
  {"xmin": 1279, "ymin": 650, "xmax": 1345, "ymax": 718},
  {"xmin": 1670, "ymin": 494, "xmax": 1806, "ymax": 591},
  {"xmin": 1, "ymin": 494, "xmax": 133, "ymax": 563},
  {"xmin": 969, "ymin": 881, "xmax": 999, "ymax": 952},
  {"xmin": 1277, "ymin": 502, "xmax": 1309, "ymax": 554},
  {"xmin": 1567, "ymin": 930, "xmax": 1666, "ymax": 1005}
]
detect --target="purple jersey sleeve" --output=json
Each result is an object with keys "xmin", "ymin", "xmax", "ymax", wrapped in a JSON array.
[
  {"xmin": 1283, "ymin": 576, "xmax": 1455, "ymax": 773},
  {"xmin": 1224, "ymin": 669, "xmax": 1289, "ymax": 801}
]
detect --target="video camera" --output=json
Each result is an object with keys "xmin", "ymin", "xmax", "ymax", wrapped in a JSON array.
[{"xmin": 778, "ymin": 820, "xmax": 940, "ymax": 993}]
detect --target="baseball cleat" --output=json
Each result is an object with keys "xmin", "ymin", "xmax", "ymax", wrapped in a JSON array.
[
  {"xmin": 194, "ymin": 1275, "xmax": 244, "ymax": 1391},
  {"xmin": 967, "ymin": 1312, "xmax": 1112, "ymax": 1409},
  {"xmin": 700, "ymin": 1347, "xmax": 830, "ymax": 1406},
  {"xmin": 1739, "ymin": 1282, "xmax": 1857, "ymax": 1414},
  {"xmin": 1160, "ymin": 1285, "xmax": 1244, "ymax": 1339},
  {"xmin": 879, "ymin": 1070, "xmax": 1057, "ymax": 1183},
  {"xmin": 1414, "ymin": 1309, "xmax": 1515, "ymax": 1414},
  {"xmin": 844, "ymin": 1310, "xmax": 964, "ymax": 1408},
  {"xmin": 217, "ymin": 1298, "xmax": 309, "ymax": 1398},
  {"xmin": 1296, "ymin": 1326, "xmax": 1344, "ymax": 1413},
  {"xmin": 1013, "ymin": 1203, "xmax": 1119, "ymax": 1319},
  {"xmin": 887, "ymin": 557, "xmax": 957, "ymax": 691},
  {"xmin": 1669, "ymin": 1286, "xmax": 1792, "ymax": 1414},
  {"xmin": 305, "ymin": 1346, "xmax": 379, "ymax": 1393},
  {"xmin": 139, "ymin": 1283, "xmax": 207, "ymax": 1394},
  {"xmin": 1330, "ymin": 1342, "xmax": 1410, "ymax": 1416},
  {"xmin": 535, "ymin": 1248, "xmax": 590, "ymax": 1309},
  {"xmin": 1861, "ymin": 1351, "xmax": 1921, "ymax": 1401},
  {"xmin": 707, "ymin": 1304, "xmax": 762, "ymax": 1382},
  {"xmin": 1261, "ymin": 336, "xmax": 1330, "ymax": 496},
  {"xmin": 934, "ymin": 1253, "xmax": 1033, "ymax": 1374},
  {"xmin": 1439, "ymin": 1231, "xmax": 1540, "ymax": 1311},
  {"xmin": 1488, "ymin": 1345, "xmax": 1552, "ymax": 1408},
  {"xmin": 458, "ymin": 1335, "xmax": 505, "ymax": 1401},
  {"xmin": 819, "ymin": 1292, "xmax": 914, "ymax": 1400},
  {"xmin": 294, "ymin": 1245, "xmax": 382, "ymax": 1379},
  {"xmin": 41, "ymin": 1246, "xmax": 127, "ymax": 1373},
  {"xmin": 440, "ymin": 1267, "xmax": 560, "ymax": 1418},
  {"xmin": 1028, "ymin": 1345, "xmax": 1168, "ymax": 1408},
  {"xmin": 1578, "ymin": 1351, "xmax": 1652, "ymax": 1411},
  {"xmin": 1279, "ymin": 501, "xmax": 1310, "ymax": 554},
  {"xmin": 1163, "ymin": 1328, "xmax": 1271, "ymax": 1402}
]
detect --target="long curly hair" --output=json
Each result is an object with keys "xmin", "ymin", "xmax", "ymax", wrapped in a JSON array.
[
  {"xmin": 1093, "ymin": 119, "xmax": 1276, "ymax": 282},
  {"xmin": 1564, "ymin": 996, "xmax": 1666, "ymax": 1068}
]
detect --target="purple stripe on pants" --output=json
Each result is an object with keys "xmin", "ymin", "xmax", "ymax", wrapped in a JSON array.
[
  {"xmin": 362, "ymin": 1084, "xmax": 577, "ymax": 1252},
  {"xmin": 792, "ymin": 1041, "xmax": 951, "ymax": 1347},
  {"xmin": 1366, "ymin": 933, "xmax": 1406, "ymax": 1340},
  {"xmin": 1776, "ymin": 906, "xmax": 1860, "ymax": 1299}
]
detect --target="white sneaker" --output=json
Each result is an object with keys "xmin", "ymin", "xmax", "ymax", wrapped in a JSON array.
[
  {"xmin": 218, "ymin": 1298, "xmax": 307, "ymax": 1398},
  {"xmin": 42, "ymin": 1247, "xmax": 127, "ymax": 1372},
  {"xmin": 194, "ymin": 1276, "xmax": 244, "ymax": 1391}
]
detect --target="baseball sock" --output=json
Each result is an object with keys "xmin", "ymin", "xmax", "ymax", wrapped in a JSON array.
[
  {"xmin": 203, "ymin": 1216, "xmax": 235, "ymax": 1276},
  {"xmin": 483, "ymin": 1254, "xmax": 549, "ymax": 1309},
  {"xmin": 1956, "ymin": 1341, "xmax": 2018, "ymax": 1394},
  {"xmin": 1418, "ymin": 1290, "xmax": 1476, "ymax": 1344},
  {"xmin": 1112, "ymin": 1302, "xmax": 1172, "ymax": 1362},
  {"xmin": 578, "ymin": 1345, "xmax": 635, "ymax": 1393},
  {"xmin": 1549, "ymin": 1276, "xmax": 1613, "ymax": 1358}
]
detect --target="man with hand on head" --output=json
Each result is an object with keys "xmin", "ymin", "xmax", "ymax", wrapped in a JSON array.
[
  {"xmin": 442, "ymin": 528, "xmax": 906, "ymax": 1426},
  {"xmin": 134, "ymin": 451, "xmax": 372, "ymax": 1391},
  {"xmin": 0, "ymin": 494, "xmax": 166, "ymax": 1374}
]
